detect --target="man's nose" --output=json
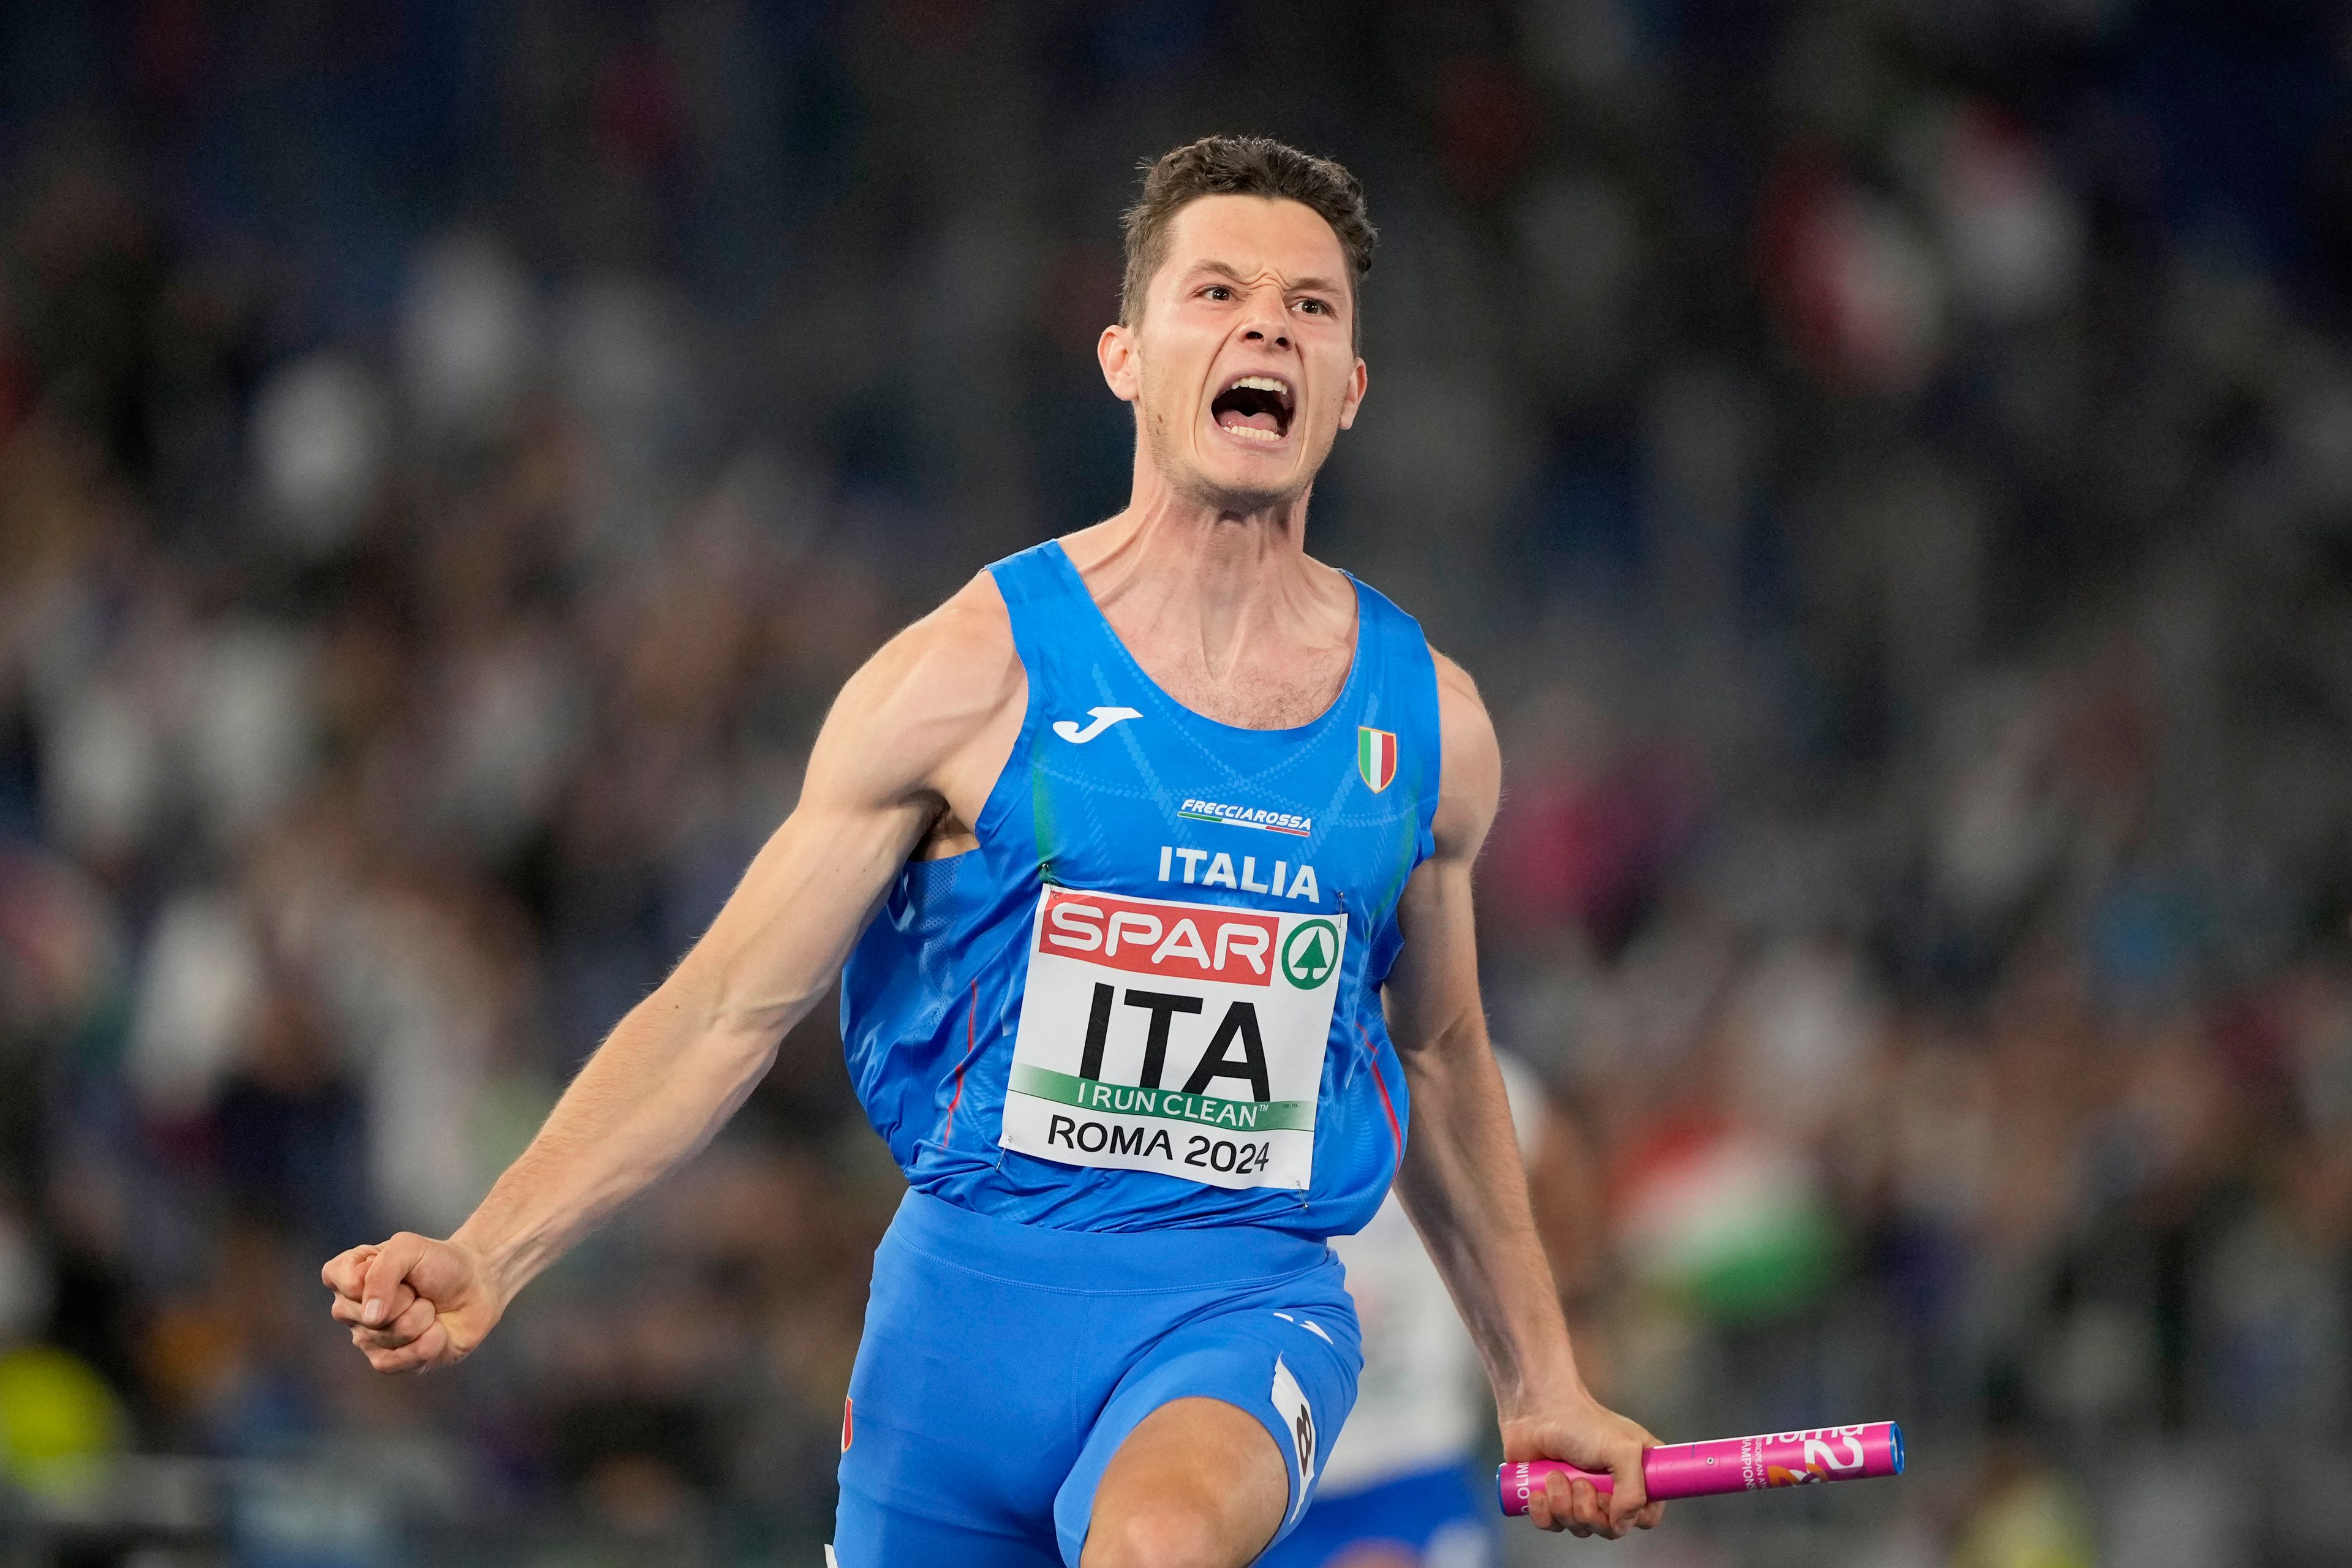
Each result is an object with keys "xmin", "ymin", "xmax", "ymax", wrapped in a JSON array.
[{"xmin": 1240, "ymin": 302, "xmax": 1290, "ymax": 350}]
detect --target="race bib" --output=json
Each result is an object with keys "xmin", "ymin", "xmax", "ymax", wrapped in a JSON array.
[{"xmin": 998, "ymin": 886, "xmax": 1346, "ymax": 1189}]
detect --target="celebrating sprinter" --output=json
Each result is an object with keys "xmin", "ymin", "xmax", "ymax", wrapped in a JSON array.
[{"xmin": 322, "ymin": 134, "xmax": 1664, "ymax": 1567}]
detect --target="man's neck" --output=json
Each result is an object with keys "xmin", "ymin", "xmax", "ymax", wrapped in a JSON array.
[{"xmin": 1065, "ymin": 471, "xmax": 1343, "ymax": 684}]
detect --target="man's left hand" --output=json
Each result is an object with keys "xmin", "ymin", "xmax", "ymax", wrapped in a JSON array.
[{"xmin": 1502, "ymin": 1392, "xmax": 1667, "ymax": 1540}]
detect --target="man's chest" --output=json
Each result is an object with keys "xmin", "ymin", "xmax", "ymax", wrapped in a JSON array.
[{"xmin": 1114, "ymin": 638, "xmax": 1353, "ymax": 731}]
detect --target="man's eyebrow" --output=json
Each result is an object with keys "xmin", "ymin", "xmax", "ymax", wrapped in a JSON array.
[{"xmin": 1183, "ymin": 259, "xmax": 1348, "ymax": 300}]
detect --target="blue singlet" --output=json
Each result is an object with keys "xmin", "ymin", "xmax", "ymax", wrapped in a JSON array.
[
  {"xmin": 831, "ymin": 540, "xmax": 1444, "ymax": 1566},
  {"xmin": 841, "ymin": 539, "xmax": 1442, "ymax": 1234}
]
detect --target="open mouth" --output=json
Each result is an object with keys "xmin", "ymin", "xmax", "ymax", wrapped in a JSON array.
[{"xmin": 1210, "ymin": 374, "xmax": 1294, "ymax": 445}]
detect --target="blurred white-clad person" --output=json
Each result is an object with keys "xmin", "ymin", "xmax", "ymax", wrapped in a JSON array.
[{"xmin": 1265, "ymin": 1052, "xmax": 1586, "ymax": 1568}]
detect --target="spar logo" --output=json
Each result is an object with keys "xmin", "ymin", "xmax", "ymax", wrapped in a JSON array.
[
  {"xmin": 1280, "ymin": 919, "xmax": 1340, "ymax": 990},
  {"xmin": 1041, "ymin": 890, "xmax": 1276, "ymax": 986}
]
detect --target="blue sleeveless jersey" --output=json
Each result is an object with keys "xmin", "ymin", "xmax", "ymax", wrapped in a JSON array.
[{"xmin": 839, "ymin": 540, "xmax": 1442, "ymax": 1238}]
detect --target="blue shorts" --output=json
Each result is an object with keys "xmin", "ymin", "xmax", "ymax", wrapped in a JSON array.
[
  {"xmin": 833, "ymin": 1191, "xmax": 1363, "ymax": 1567},
  {"xmin": 1257, "ymin": 1460, "xmax": 1495, "ymax": 1567}
]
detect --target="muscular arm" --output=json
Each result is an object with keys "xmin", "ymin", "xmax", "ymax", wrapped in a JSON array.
[
  {"xmin": 1383, "ymin": 653, "xmax": 1662, "ymax": 1539},
  {"xmin": 324, "ymin": 576, "xmax": 1024, "ymax": 1371}
]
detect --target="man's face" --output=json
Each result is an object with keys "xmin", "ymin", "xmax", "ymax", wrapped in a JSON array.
[{"xmin": 1100, "ymin": 195, "xmax": 1368, "ymax": 511}]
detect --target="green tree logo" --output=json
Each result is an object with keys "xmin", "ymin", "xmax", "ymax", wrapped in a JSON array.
[{"xmin": 1280, "ymin": 920, "xmax": 1341, "ymax": 990}]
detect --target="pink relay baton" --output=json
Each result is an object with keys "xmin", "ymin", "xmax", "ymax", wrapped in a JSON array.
[{"xmin": 1499, "ymin": 1422, "xmax": 1904, "ymax": 1514}]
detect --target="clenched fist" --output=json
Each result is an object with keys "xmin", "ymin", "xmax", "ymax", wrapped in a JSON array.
[{"xmin": 322, "ymin": 1232, "xmax": 505, "ymax": 1374}]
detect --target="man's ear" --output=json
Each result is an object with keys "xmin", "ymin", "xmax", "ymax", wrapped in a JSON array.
[
  {"xmin": 1336, "ymin": 356, "xmax": 1369, "ymax": 431},
  {"xmin": 1099, "ymin": 322, "xmax": 1142, "ymax": 403}
]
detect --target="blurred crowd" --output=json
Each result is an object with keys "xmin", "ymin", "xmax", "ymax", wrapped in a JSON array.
[{"xmin": 2, "ymin": 2, "xmax": 2350, "ymax": 1565}]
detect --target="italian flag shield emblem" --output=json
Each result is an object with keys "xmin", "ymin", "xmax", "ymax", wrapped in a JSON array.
[{"xmin": 1357, "ymin": 726, "xmax": 1398, "ymax": 793}]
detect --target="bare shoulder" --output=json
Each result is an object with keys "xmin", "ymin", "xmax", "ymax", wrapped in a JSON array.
[
  {"xmin": 902, "ymin": 570, "xmax": 1022, "ymax": 685},
  {"xmin": 1429, "ymin": 648, "xmax": 1500, "ymax": 858},
  {"xmin": 843, "ymin": 571, "xmax": 1019, "ymax": 717},
  {"xmin": 810, "ymin": 571, "xmax": 1025, "ymax": 810}
]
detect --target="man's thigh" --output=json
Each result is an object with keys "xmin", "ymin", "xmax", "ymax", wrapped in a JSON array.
[
  {"xmin": 1057, "ymin": 1303, "xmax": 1362, "ymax": 1566},
  {"xmin": 834, "ymin": 1219, "xmax": 1091, "ymax": 1566},
  {"xmin": 1084, "ymin": 1396, "xmax": 1289, "ymax": 1567},
  {"xmin": 834, "ymin": 1488, "xmax": 1069, "ymax": 1568}
]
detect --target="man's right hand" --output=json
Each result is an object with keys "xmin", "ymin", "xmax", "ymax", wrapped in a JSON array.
[{"xmin": 322, "ymin": 1232, "xmax": 504, "ymax": 1374}]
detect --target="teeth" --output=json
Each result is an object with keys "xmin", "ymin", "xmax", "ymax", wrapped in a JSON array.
[
  {"xmin": 1223, "ymin": 424, "xmax": 1283, "ymax": 443},
  {"xmin": 1229, "ymin": 375, "xmax": 1292, "ymax": 401}
]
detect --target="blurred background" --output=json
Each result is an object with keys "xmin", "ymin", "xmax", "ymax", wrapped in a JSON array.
[{"xmin": 2, "ymin": 1, "xmax": 2351, "ymax": 1564}]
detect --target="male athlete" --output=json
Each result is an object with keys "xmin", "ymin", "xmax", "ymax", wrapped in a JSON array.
[{"xmin": 323, "ymin": 135, "xmax": 1664, "ymax": 1567}]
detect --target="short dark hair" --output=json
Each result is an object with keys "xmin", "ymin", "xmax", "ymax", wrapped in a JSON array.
[{"xmin": 1119, "ymin": 135, "xmax": 1377, "ymax": 340}]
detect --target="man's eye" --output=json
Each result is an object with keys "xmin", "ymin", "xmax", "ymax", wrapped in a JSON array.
[
  {"xmin": 1204, "ymin": 285, "xmax": 1232, "ymax": 300},
  {"xmin": 1297, "ymin": 298, "xmax": 1329, "ymax": 315}
]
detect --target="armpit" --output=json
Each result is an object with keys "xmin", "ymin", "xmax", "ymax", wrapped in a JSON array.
[{"xmin": 915, "ymin": 805, "xmax": 980, "ymax": 862}]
